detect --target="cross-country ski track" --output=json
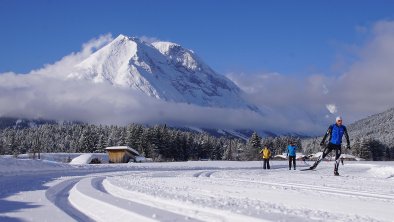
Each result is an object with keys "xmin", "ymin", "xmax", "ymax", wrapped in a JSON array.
[{"xmin": 1, "ymin": 160, "xmax": 393, "ymax": 222}]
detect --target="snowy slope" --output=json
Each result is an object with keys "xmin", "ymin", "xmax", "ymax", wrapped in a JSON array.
[
  {"xmin": 302, "ymin": 106, "xmax": 394, "ymax": 153},
  {"xmin": 347, "ymin": 107, "xmax": 394, "ymax": 144},
  {"xmin": 68, "ymin": 34, "xmax": 256, "ymax": 110},
  {"xmin": 0, "ymin": 117, "xmax": 57, "ymax": 129},
  {"xmin": 1, "ymin": 159, "xmax": 394, "ymax": 222}
]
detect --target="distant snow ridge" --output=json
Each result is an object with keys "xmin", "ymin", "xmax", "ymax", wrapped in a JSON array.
[{"xmin": 68, "ymin": 34, "xmax": 257, "ymax": 110}]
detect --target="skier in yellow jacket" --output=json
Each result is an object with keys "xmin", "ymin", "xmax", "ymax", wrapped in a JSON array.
[{"xmin": 260, "ymin": 145, "xmax": 272, "ymax": 169}]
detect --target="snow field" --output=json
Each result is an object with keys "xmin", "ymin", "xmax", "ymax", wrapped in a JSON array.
[
  {"xmin": 0, "ymin": 157, "xmax": 71, "ymax": 175},
  {"xmin": 1, "ymin": 159, "xmax": 394, "ymax": 222},
  {"xmin": 103, "ymin": 178, "xmax": 266, "ymax": 222},
  {"xmin": 104, "ymin": 163, "xmax": 394, "ymax": 222}
]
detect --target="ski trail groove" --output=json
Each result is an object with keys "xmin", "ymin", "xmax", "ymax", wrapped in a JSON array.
[
  {"xmin": 193, "ymin": 171, "xmax": 205, "ymax": 177},
  {"xmin": 91, "ymin": 177, "xmax": 109, "ymax": 194},
  {"xmin": 45, "ymin": 178, "xmax": 95, "ymax": 222},
  {"xmin": 70, "ymin": 177, "xmax": 199, "ymax": 222},
  {"xmin": 205, "ymin": 171, "xmax": 216, "ymax": 177},
  {"xmin": 193, "ymin": 171, "xmax": 216, "ymax": 178}
]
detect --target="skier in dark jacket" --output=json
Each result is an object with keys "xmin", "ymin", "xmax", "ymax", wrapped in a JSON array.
[
  {"xmin": 287, "ymin": 141, "xmax": 297, "ymax": 170},
  {"xmin": 310, "ymin": 116, "xmax": 350, "ymax": 175}
]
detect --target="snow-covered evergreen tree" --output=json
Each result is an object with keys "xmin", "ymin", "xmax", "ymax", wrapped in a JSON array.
[{"xmin": 244, "ymin": 132, "xmax": 261, "ymax": 160}]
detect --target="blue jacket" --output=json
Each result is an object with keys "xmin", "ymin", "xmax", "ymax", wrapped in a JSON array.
[
  {"xmin": 287, "ymin": 145, "xmax": 297, "ymax": 157},
  {"xmin": 321, "ymin": 124, "xmax": 350, "ymax": 146}
]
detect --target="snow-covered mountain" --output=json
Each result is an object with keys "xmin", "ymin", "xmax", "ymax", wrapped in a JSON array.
[
  {"xmin": 347, "ymin": 107, "xmax": 394, "ymax": 144},
  {"xmin": 302, "ymin": 107, "xmax": 394, "ymax": 154},
  {"xmin": 0, "ymin": 117, "xmax": 78, "ymax": 130},
  {"xmin": 68, "ymin": 34, "xmax": 257, "ymax": 110}
]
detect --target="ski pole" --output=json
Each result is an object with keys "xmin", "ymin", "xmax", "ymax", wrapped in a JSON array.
[{"xmin": 260, "ymin": 158, "xmax": 263, "ymax": 171}]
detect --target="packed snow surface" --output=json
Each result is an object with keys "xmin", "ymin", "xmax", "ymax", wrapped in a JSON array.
[{"xmin": 1, "ymin": 157, "xmax": 393, "ymax": 221}]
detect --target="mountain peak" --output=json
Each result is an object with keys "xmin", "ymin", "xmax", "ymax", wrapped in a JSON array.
[
  {"xmin": 67, "ymin": 34, "xmax": 257, "ymax": 110},
  {"xmin": 114, "ymin": 34, "xmax": 144, "ymax": 44},
  {"xmin": 115, "ymin": 34, "xmax": 128, "ymax": 40},
  {"xmin": 152, "ymin": 41, "xmax": 201, "ymax": 72}
]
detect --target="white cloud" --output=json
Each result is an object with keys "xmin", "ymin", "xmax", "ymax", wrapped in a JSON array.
[
  {"xmin": 229, "ymin": 20, "xmax": 394, "ymax": 131},
  {"xmin": 228, "ymin": 72, "xmax": 332, "ymax": 134},
  {"xmin": 326, "ymin": 104, "xmax": 337, "ymax": 114},
  {"xmin": 0, "ymin": 72, "xmax": 269, "ymax": 129},
  {"xmin": 29, "ymin": 34, "xmax": 113, "ymax": 77},
  {"xmin": 331, "ymin": 20, "xmax": 394, "ymax": 121}
]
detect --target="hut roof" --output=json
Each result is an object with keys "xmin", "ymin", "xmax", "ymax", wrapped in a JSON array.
[
  {"xmin": 273, "ymin": 154, "xmax": 288, "ymax": 159},
  {"xmin": 105, "ymin": 146, "xmax": 140, "ymax": 156}
]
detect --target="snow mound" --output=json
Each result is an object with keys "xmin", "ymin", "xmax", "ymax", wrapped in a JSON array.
[
  {"xmin": 69, "ymin": 154, "xmax": 94, "ymax": 165},
  {"xmin": 367, "ymin": 165, "xmax": 394, "ymax": 178}
]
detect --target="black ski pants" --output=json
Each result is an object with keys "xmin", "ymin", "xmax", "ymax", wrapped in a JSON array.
[
  {"xmin": 314, "ymin": 143, "xmax": 342, "ymax": 172},
  {"xmin": 288, "ymin": 156, "xmax": 296, "ymax": 170},
  {"xmin": 263, "ymin": 158, "xmax": 270, "ymax": 169}
]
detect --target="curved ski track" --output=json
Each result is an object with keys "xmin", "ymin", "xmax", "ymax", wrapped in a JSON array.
[
  {"xmin": 42, "ymin": 168, "xmax": 393, "ymax": 222},
  {"xmin": 44, "ymin": 171, "xmax": 265, "ymax": 222}
]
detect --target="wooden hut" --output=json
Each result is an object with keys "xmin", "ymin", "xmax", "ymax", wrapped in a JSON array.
[{"xmin": 105, "ymin": 146, "xmax": 140, "ymax": 163}]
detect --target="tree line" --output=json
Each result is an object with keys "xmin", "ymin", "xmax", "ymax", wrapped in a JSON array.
[{"xmin": 0, "ymin": 123, "xmax": 302, "ymax": 161}]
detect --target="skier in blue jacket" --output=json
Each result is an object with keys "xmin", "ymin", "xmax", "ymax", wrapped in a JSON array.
[
  {"xmin": 287, "ymin": 141, "xmax": 297, "ymax": 170},
  {"xmin": 310, "ymin": 116, "xmax": 350, "ymax": 175}
]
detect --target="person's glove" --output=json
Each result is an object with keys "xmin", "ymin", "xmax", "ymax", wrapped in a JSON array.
[
  {"xmin": 320, "ymin": 142, "xmax": 324, "ymax": 146},
  {"xmin": 346, "ymin": 144, "xmax": 351, "ymax": 150}
]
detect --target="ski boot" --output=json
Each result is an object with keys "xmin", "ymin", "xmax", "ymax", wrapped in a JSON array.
[{"xmin": 334, "ymin": 171, "xmax": 340, "ymax": 176}]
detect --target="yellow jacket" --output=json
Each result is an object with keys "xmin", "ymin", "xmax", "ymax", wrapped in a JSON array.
[{"xmin": 260, "ymin": 147, "xmax": 271, "ymax": 159}]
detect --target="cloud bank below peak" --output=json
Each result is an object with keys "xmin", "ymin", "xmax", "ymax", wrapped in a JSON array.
[{"xmin": 0, "ymin": 72, "xmax": 267, "ymax": 129}]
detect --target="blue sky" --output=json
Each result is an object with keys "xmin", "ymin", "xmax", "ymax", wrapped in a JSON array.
[
  {"xmin": 1, "ymin": 0, "xmax": 394, "ymax": 76},
  {"xmin": 2, "ymin": 0, "xmax": 394, "ymax": 132}
]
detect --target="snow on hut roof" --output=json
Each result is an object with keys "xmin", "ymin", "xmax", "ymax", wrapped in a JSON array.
[
  {"xmin": 274, "ymin": 154, "xmax": 288, "ymax": 159},
  {"xmin": 69, "ymin": 153, "xmax": 93, "ymax": 165},
  {"xmin": 339, "ymin": 154, "xmax": 357, "ymax": 159},
  {"xmin": 105, "ymin": 146, "xmax": 140, "ymax": 156}
]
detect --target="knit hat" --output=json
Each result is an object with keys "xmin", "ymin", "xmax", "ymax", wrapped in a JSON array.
[{"xmin": 336, "ymin": 116, "xmax": 342, "ymax": 122}]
